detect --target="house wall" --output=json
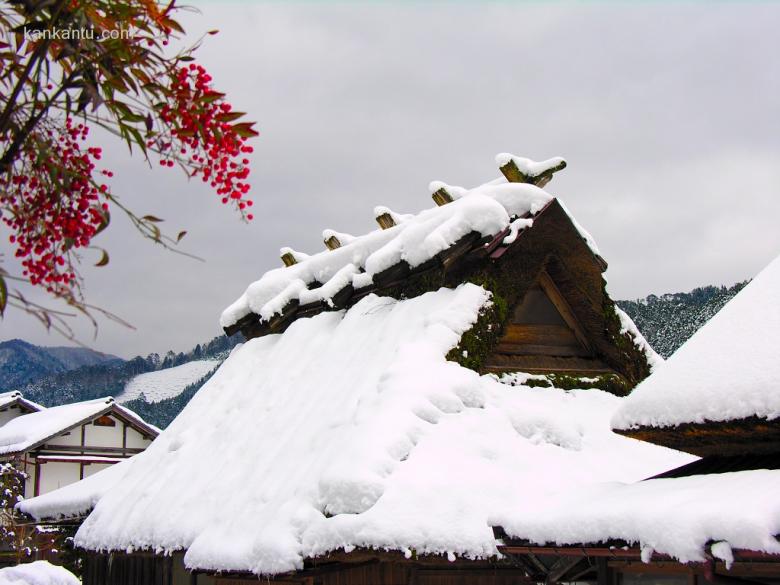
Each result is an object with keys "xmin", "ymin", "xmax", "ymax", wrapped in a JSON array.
[
  {"xmin": 37, "ymin": 461, "xmax": 81, "ymax": 494},
  {"xmin": 84, "ymin": 414, "xmax": 124, "ymax": 446},
  {"xmin": 83, "ymin": 462, "xmax": 113, "ymax": 478},
  {"xmin": 125, "ymin": 425, "xmax": 153, "ymax": 450},
  {"xmin": 46, "ymin": 426, "xmax": 83, "ymax": 448},
  {"xmin": 0, "ymin": 405, "xmax": 27, "ymax": 427}
]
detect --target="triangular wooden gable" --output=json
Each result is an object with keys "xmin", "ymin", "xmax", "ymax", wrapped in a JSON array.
[{"xmin": 483, "ymin": 267, "xmax": 615, "ymax": 377}]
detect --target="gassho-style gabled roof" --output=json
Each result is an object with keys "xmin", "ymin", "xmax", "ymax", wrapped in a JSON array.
[
  {"xmin": 0, "ymin": 397, "xmax": 160, "ymax": 456},
  {"xmin": 18, "ymin": 155, "xmax": 689, "ymax": 576},
  {"xmin": 612, "ymin": 252, "xmax": 780, "ymax": 456},
  {"xmin": 220, "ymin": 154, "xmax": 604, "ymax": 340},
  {"xmin": 220, "ymin": 153, "xmax": 658, "ymax": 387},
  {"xmin": 0, "ymin": 390, "xmax": 44, "ymax": 414}
]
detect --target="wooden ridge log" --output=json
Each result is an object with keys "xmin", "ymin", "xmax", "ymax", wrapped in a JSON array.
[
  {"xmin": 281, "ymin": 251, "xmax": 297, "ymax": 267},
  {"xmin": 375, "ymin": 212, "xmax": 396, "ymax": 230},
  {"xmin": 432, "ymin": 186, "xmax": 454, "ymax": 206},
  {"xmin": 324, "ymin": 235, "xmax": 341, "ymax": 250},
  {"xmin": 499, "ymin": 158, "xmax": 567, "ymax": 187}
]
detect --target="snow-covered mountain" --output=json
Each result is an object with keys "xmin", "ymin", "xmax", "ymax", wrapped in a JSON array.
[
  {"xmin": 0, "ymin": 339, "xmax": 121, "ymax": 392},
  {"xmin": 117, "ymin": 359, "xmax": 221, "ymax": 403}
]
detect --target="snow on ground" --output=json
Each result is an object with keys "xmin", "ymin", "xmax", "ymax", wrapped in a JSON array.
[
  {"xmin": 0, "ymin": 561, "xmax": 80, "ymax": 585},
  {"xmin": 613, "ymin": 252, "xmax": 780, "ymax": 430},
  {"xmin": 495, "ymin": 469, "xmax": 780, "ymax": 563},
  {"xmin": 118, "ymin": 360, "xmax": 220, "ymax": 403},
  {"xmin": 66, "ymin": 284, "xmax": 691, "ymax": 575}
]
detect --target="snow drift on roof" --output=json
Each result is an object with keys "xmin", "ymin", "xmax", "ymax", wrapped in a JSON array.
[
  {"xmin": 613, "ymin": 253, "xmax": 780, "ymax": 430},
  {"xmin": 0, "ymin": 398, "xmax": 114, "ymax": 455},
  {"xmin": 219, "ymin": 153, "xmax": 604, "ymax": 331},
  {"xmin": 71, "ymin": 284, "xmax": 689, "ymax": 575},
  {"xmin": 495, "ymin": 469, "xmax": 780, "ymax": 563},
  {"xmin": 118, "ymin": 360, "xmax": 220, "ymax": 404}
]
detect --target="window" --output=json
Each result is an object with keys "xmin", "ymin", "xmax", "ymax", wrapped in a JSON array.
[{"xmin": 93, "ymin": 415, "xmax": 116, "ymax": 427}]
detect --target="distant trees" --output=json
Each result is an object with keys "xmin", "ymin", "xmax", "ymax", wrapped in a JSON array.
[{"xmin": 617, "ymin": 281, "xmax": 749, "ymax": 358}]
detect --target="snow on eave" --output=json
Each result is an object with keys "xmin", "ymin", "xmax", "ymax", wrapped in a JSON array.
[
  {"xmin": 612, "ymin": 253, "xmax": 780, "ymax": 431},
  {"xmin": 494, "ymin": 469, "xmax": 780, "ymax": 565},
  {"xmin": 220, "ymin": 153, "xmax": 597, "ymax": 334},
  {"xmin": 0, "ymin": 390, "xmax": 45, "ymax": 413}
]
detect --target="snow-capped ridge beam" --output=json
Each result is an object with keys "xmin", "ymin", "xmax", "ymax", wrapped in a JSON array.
[
  {"xmin": 432, "ymin": 186, "xmax": 454, "ymax": 206},
  {"xmin": 497, "ymin": 154, "xmax": 567, "ymax": 188}
]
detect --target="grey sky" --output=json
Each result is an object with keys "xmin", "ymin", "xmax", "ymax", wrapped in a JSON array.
[{"xmin": 2, "ymin": 2, "xmax": 779, "ymax": 358}]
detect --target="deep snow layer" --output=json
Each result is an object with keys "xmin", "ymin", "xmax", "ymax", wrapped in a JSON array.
[
  {"xmin": 495, "ymin": 469, "xmax": 780, "ymax": 563},
  {"xmin": 118, "ymin": 360, "xmax": 220, "ymax": 404},
  {"xmin": 60, "ymin": 285, "xmax": 690, "ymax": 575},
  {"xmin": 614, "ymin": 253, "xmax": 780, "ymax": 430}
]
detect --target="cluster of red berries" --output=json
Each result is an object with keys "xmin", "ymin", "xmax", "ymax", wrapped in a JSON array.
[
  {"xmin": 151, "ymin": 63, "xmax": 255, "ymax": 221},
  {"xmin": 0, "ymin": 119, "xmax": 110, "ymax": 294}
]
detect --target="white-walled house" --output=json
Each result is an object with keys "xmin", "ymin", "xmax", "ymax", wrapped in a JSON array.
[
  {"xmin": 0, "ymin": 397, "xmax": 159, "ymax": 497},
  {"xmin": 0, "ymin": 391, "xmax": 43, "ymax": 427}
]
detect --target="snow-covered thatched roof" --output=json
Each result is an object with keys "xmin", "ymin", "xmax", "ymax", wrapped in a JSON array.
[
  {"xmin": 21, "ymin": 284, "xmax": 691, "ymax": 575},
  {"xmin": 613, "ymin": 253, "xmax": 780, "ymax": 431},
  {"xmin": 0, "ymin": 397, "xmax": 159, "ymax": 456},
  {"xmin": 220, "ymin": 154, "xmax": 603, "ymax": 340}
]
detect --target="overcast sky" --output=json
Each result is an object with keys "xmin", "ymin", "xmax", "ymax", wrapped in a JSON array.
[{"xmin": 2, "ymin": 1, "xmax": 779, "ymax": 359}]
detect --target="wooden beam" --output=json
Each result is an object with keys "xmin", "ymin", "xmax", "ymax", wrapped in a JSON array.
[
  {"xmin": 432, "ymin": 187, "xmax": 454, "ymax": 206},
  {"xmin": 538, "ymin": 271, "xmax": 593, "ymax": 353},
  {"xmin": 324, "ymin": 235, "xmax": 341, "ymax": 250},
  {"xmin": 499, "ymin": 158, "xmax": 567, "ymax": 186},
  {"xmin": 547, "ymin": 556, "xmax": 586, "ymax": 583},
  {"xmin": 375, "ymin": 212, "xmax": 396, "ymax": 230},
  {"xmin": 281, "ymin": 252, "xmax": 297, "ymax": 267}
]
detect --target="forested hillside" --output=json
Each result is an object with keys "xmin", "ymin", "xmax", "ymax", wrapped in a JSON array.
[
  {"xmin": 616, "ymin": 281, "xmax": 748, "ymax": 358},
  {"xmin": 13, "ymin": 333, "xmax": 242, "ymax": 418},
  {"xmin": 0, "ymin": 339, "xmax": 121, "ymax": 392}
]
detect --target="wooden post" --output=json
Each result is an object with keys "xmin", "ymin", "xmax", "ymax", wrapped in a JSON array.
[
  {"xmin": 375, "ymin": 213, "xmax": 396, "ymax": 230},
  {"xmin": 499, "ymin": 158, "xmax": 567, "ymax": 187},
  {"xmin": 281, "ymin": 251, "xmax": 297, "ymax": 267},
  {"xmin": 324, "ymin": 235, "xmax": 341, "ymax": 250},
  {"xmin": 432, "ymin": 187, "xmax": 453, "ymax": 206}
]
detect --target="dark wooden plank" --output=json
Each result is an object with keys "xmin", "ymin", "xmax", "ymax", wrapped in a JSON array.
[
  {"xmin": 500, "ymin": 324, "xmax": 580, "ymax": 346},
  {"xmin": 494, "ymin": 343, "xmax": 590, "ymax": 357}
]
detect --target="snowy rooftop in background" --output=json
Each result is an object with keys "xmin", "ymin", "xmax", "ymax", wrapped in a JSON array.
[
  {"xmin": 220, "ymin": 153, "xmax": 603, "ymax": 332},
  {"xmin": 495, "ymin": 468, "xmax": 780, "ymax": 563},
  {"xmin": 613, "ymin": 253, "xmax": 780, "ymax": 430},
  {"xmin": 0, "ymin": 390, "xmax": 44, "ymax": 412},
  {"xmin": 118, "ymin": 360, "xmax": 220, "ymax": 404},
  {"xmin": 0, "ymin": 397, "xmax": 160, "ymax": 456},
  {"xmin": 0, "ymin": 398, "xmax": 115, "ymax": 455},
  {"xmin": 67, "ymin": 284, "xmax": 690, "ymax": 575}
]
